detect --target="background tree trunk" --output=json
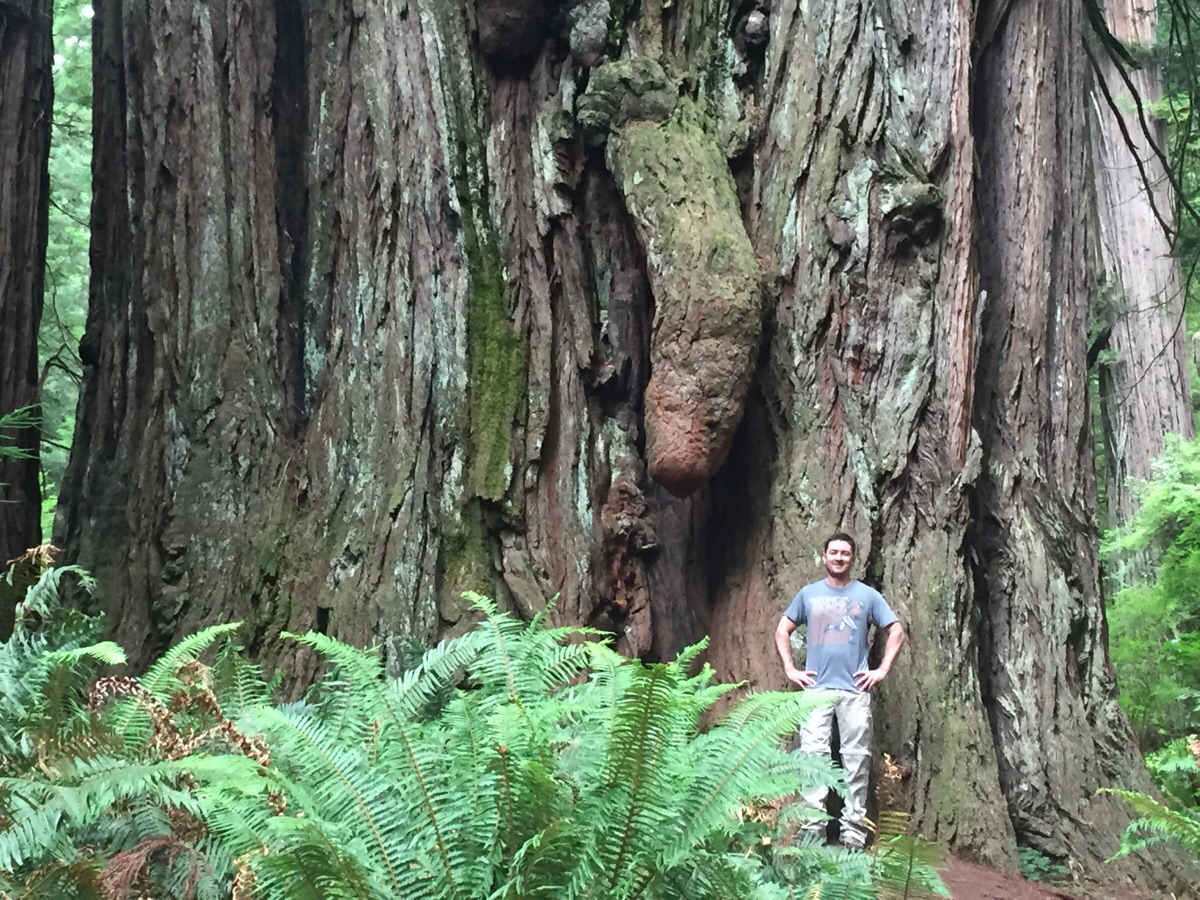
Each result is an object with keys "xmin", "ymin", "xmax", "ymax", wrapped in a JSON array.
[
  {"xmin": 973, "ymin": 0, "xmax": 1168, "ymax": 873},
  {"xmin": 0, "ymin": 0, "xmax": 52, "ymax": 571},
  {"xmin": 1092, "ymin": 0, "xmax": 1194, "ymax": 537},
  {"xmin": 62, "ymin": 0, "xmax": 1186, "ymax": 886}
]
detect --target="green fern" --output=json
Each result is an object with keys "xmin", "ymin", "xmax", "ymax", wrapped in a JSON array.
[
  {"xmin": 1, "ymin": 576, "xmax": 920, "ymax": 899},
  {"xmin": 0, "ymin": 407, "xmax": 39, "ymax": 462},
  {"xmin": 127, "ymin": 622, "xmax": 242, "ymax": 699},
  {"xmin": 1101, "ymin": 787, "xmax": 1200, "ymax": 859},
  {"xmin": 103, "ymin": 621, "xmax": 243, "ymax": 757},
  {"xmin": 210, "ymin": 639, "xmax": 280, "ymax": 719},
  {"xmin": 0, "ymin": 561, "xmax": 110, "ymax": 774}
]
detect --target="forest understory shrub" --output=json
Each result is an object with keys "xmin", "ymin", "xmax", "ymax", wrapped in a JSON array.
[
  {"xmin": 1104, "ymin": 436, "xmax": 1200, "ymax": 873},
  {"xmin": 1105, "ymin": 435, "xmax": 1200, "ymax": 751},
  {"xmin": 0, "ymin": 550, "xmax": 946, "ymax": 899}
]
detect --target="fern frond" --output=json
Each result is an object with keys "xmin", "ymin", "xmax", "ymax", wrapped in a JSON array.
[
  {"xmin": 1, "ymin": 640, "xmax": 123, "ymax": 771},
  {"xmin": 871, "ymin": 833, "xmax": 949, "ymax": 898},
  {"xmin": 195, "ymin": 785, "xmax": 275, "ymax": 863},
  {"xmin": 0, "ymin": 752, "xmax": 258, "ymax": 872},
  {"xmin": 535, "ymin": 640, "xmax": 596, "ymax": 695},
  {"xmin": 440, "ymin": 693, "xmax": 500, "ymax": 825},
  {"xmin": 653, "ymin": 692, "xmax": 829, "ymax": 866},
  {"xmin": 388, "ymin": 628, "xmax": 487, "ymax": 722},
  {"xmin": 138, "ymin": 623, "xmax": 242, "ymax": 698},
  {"xmin": 105, "ymin": 623, "xmax": 242, "ymax": 748},
  {"xmin": 245, "ymin": 820, "xmax": 385, "ymax": 900},
  {"xmin": 288, "ymin": 627, "xmax": 483, "ymax": 736},
  {"xmin": 210, "ymin": 639, "xmax": 277, "ymax": 718},
  {"xmin": 6, "ymin": 856, "xmax": 103, "ymax": 899},
  {"xmin": 0, "ymin": 794, "xmax": 69, "ymax": 871},
  {"xmin": 283, "ymin": 630, "xmax": 380, "ymax": 676},
  {"xmin": 1101, "ymin": 787, "xmax": 1200, "ymax": 857},
  {"xmin": 18, "ymin": 564, "xmax": 95, "ymax": 621},
  {"xmin": 672, "ymin": 638, "xmax": 710, "ymax": 674},
  {"xmin": 250, "ymin": 703, "xmax": 469, "ymax": 897},
  {"xmin": 633, "ymin": 849, "xmax": 756, "ymax": 899},
  {"xmin": 595, "ymin": 663, "xmax": 699, "ymax": 893},
  {"xmin": 42, "ymin": 642, "xmax": 126, "ymax": 669},
  {"xmin": 474, "ymin": 608, "xmax": 533, "ymax": 705}
]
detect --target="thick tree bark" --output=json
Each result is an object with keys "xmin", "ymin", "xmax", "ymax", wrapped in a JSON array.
[
  {"xmin": 64, "ymin": 0, "xmax": 1184, "ymax": 887},
  {"xmin": 973, "ymin": 0, "xmax": 1171, "ymax": 877},
  {"xmin": 64, "ymin": 0, "xmax": 473, "ymax": 677},
  {"xmin": 0, "ymin": 0, "xmax": 51, "ymax": 568},
  {"xmin": 710, "ymin": 0, "xmax": 1018, "ymax": 863},
  {"xmin": 1092, "ymin": 0, "xmax": 1193, "ymax": 533}
]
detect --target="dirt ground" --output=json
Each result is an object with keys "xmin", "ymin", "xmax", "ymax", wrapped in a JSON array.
[
  {"xmin": 937, "ymin": 857, "xmax": 1180, "ymax": 900},
  {"xmin": 938, "ymin": 858, "xmax": 1076, "ymax": 899}
]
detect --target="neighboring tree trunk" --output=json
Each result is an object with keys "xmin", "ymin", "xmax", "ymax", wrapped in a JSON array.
[
  {"xmin": 62, "ymin": 0, "xmax": 1184, "ymax": 887},
  {"xmin": 973, "ymin": 0, "xmax": 1171, "ymax": 874},
  {"xmin": 0, "ymin": 0, "xmax": 51, "ymax": 570},
  {"xmin": 1092, "ymin": 0, "xmax": 1194, "ymax": 535}
]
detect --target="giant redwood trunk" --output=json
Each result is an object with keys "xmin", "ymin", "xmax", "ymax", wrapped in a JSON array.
[
  {"xmin": 0, "ymin": 0, "xmax": 51, "ymax": 567},
  {"xmin": 63, "ymin": 0, "xmax": 1185, "ymax": 886},
  {"xmin": 1092, "ymin": 0, "xmax": 1193, "ymax": 534}
]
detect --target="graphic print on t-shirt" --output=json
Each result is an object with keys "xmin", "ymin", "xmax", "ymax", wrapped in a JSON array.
[{"xmin": 808, "ymin": 596, "xmax": 864, "ymax": 646}]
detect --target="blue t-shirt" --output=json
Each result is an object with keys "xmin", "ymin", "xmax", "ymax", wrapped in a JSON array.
[{"xmin": 783, "ymin": 579, "xmax": 898, "ymax": 692}]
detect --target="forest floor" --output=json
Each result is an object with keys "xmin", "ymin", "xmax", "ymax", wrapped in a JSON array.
[{"xmin": 936, "ymin": 856, "xmax": 1173, "ymax": 900}]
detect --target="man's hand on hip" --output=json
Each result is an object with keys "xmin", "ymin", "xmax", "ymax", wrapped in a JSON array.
[
  {"xmin": 786, "ymin": 667, "xmax": 818, "ymax": 689},
  {"xmin": 853, "ymin": 667, "xmax": 888, "ymax": 691}
]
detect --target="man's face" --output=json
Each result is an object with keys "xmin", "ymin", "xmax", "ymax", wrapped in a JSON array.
[{"xmin": 822, "ymin": 540, "xmax": 854, "ymax": 578}]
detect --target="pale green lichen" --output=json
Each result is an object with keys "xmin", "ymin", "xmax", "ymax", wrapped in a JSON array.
[{"xmin": 838, "ymin": 155, "xmax": 877, "ymax": 247}]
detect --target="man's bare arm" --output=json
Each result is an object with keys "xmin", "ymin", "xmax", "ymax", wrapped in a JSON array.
[
  {"xmin": 853, "ymin": 621, "xmax": 905, "ymax": 692},
  {"xmin": 775, "ymin": 616, "xmax": 816, "ymax": 689}
]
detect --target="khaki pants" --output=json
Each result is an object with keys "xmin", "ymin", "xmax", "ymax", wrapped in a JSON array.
[{"xmin": 799, "ymin": 689, "xmax": 872, "ymax": 847}]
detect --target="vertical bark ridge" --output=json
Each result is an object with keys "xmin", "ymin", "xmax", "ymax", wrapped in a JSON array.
[
  {"xmin": 277, "ymin": 0, "xmax": 471, "ymax": 668},
  {"xmin": 64, "ymin": 0, "xmax": 286, "ymax": 659},
  {"xmin": 66, "ymin": 0, "xmax": 475, "ymax": 680},
  {"xmin": 0, "ymin": 0, "xmax": 52, "ymax": 564},
  {"xmin": 713, "ymin": 0, "xmax": 1018, "ymax": 864}
]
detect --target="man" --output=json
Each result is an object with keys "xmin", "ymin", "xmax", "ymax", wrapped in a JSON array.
[{"xmin": 774, "ymin": 532, "xmax": 905, "ymax": 849}]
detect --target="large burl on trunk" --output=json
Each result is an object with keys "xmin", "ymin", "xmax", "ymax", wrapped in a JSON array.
[{"xmin": 62, "ymin": 0, "xmax": 1188, "ymax": 887}]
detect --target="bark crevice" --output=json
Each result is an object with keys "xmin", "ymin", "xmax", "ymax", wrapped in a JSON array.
[{"xmin": 272, "ymin": 0, "xmax": 311, "ymax": 436}]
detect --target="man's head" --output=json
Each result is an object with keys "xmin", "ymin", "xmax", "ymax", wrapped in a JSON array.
[{"xmin": 822, "ymin": 532, "xmax": 856, "ymax": 580}]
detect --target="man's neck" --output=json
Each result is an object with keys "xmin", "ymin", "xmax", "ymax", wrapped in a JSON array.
[{"xmin": 824, "ymin": 574, "xmax": 852, "ymax": 589}]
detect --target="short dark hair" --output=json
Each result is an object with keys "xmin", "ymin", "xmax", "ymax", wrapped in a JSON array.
[{"xmin": 824, "ymin": 532, "xmax": 856, "ymax": 555}]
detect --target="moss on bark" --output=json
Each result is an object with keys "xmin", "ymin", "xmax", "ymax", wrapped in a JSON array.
[
  {"xmin": 463, "ymin": 208, "xmax": 525, "ymax": 502},
  {"xmin": 605, "ymin": 97, "xmax": 761, "ymax": 495}
]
